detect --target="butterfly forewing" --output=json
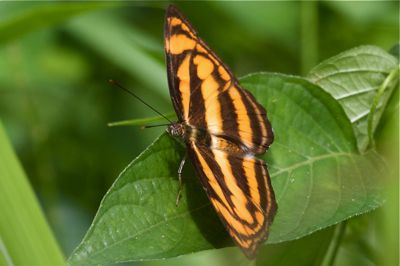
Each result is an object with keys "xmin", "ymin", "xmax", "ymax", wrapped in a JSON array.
[
  {"xmin": 164, "ymin": 5, "xmax": 233, "ymax": 123},
  {"xmin": 165, "ymin": 6, "xmax": 273, "ymax": 153},
  {"xmin": 164, "ymin": 5, "xmax": 277, "ymax": 258}
]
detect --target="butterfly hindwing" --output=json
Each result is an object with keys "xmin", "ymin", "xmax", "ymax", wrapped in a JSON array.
[
  {"xmin": 188, "ymin": 142, "xmax": 277, "ymax": 258},
  {"xmin": 194, "ymin": 84, "xmax": 274, "ymax": 154}
]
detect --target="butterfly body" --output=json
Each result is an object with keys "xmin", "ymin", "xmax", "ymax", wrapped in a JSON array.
[
  {"xmin": 164, "ymin": 5, "xmax": 277, "ymax": 259},
  {"xmin": 168, "ymin": 122, "xmax": 246, "ymax": 153}
]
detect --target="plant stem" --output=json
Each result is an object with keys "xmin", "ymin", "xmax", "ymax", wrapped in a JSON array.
[
  {"xmin": 367, "ymin": 65, "xmax": 400, "ymax": 149},
  {"xmin": 325, "ymin": 221, "xmax": 347, "ymax": 266}
]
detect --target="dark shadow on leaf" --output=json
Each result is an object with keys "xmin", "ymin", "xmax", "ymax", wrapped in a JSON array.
[
  {"xmin": 184, "ymin": 165, "xmax": 233, "ymax": 249},
  {"xmin": 169, "ymin": 136, "xmax": 233, "ymax": 250}
]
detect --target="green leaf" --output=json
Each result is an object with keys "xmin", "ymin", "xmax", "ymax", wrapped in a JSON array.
[
  {"xmin": 68, "ymin": 73, "xmax": 386, "ymax": 265},
  {"xmin": 308, "ymin": 45, "xmax": 399, "ymax": 152},
  {"xmin": 0, "ymin": 121, "xmax": 65, "ymax": 266},
  {"xmin": 242, "ymin": 73, "xmax": 385, "ymax": 242},
  {"xmin": 68, "ymin": 133, "xmax": 223, "ymax": 265},
  {"xmin": 0, "ymin": 2, "xmax": 112, "ymax": 45}
]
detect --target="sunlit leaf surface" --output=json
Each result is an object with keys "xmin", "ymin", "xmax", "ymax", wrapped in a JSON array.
[{"xmin": 308, "ymin": 45, "xmax": 398, "ymax": 151}]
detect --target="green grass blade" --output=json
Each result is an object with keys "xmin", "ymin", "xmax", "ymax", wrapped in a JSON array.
[{"xmin": 0, "ymin": 121, "xmax": 65, "ymax": 266}]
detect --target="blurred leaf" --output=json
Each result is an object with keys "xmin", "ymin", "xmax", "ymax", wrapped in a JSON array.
[
  {"xmin": 308, "ymin": 45, "xmax": 398, "ymax": 152},
  {"xmin": 256, "ymin": 227, "xmax": 335, "ymax": 266},
  {"xmin": 389, "ymin": 43, "xmax": 400, "ymax": 59},
  {"xmin": 333, "ymin": 214, "xmax": 378, "ymax": 266},
  {"xmin": 374, "ymin": 74, "xmax": 399, "ymax": 266},
  {"xmin": 324, "ymin": 1, "xmax": 398, "ymax": 25},
  {"xmin": 0, "ymin": 2, "xmax": 112, "ymax": 45},
  {"xmin": 0, "ymin": 121, "xmax": 65, "ymax": 266},
  {"xmin": 139, "ymin": 247, "xmax": 251, "ymax": 266},
  {"xmin": 65, "ymin": 10, "xmax": 169, "ymax": 100},
  {"xmin": 211, "ymin": 2, "xmax": 298, "ymax": 50},
  {"xmin": 68, "ymin": 73, "xmax": 386, "ymax": 265},
  {"xmin": 52, "ymin": 197, "xmax": 93, "ymax": 257}
]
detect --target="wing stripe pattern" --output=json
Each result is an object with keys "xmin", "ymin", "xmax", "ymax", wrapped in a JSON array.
[
  {"xmin": 188, "ymin": 55, "xmax": 208, "ymax": 126},
  {"xmin": 219, "ymin": 90, "xmax": 239, "ymax": 139},
  {"xmin": 189, "ymin": 143, "xmax": 276, "ymax": 257},
  {"xmin": 190, "ymin": 57, "xmax": 229, "ymax": 128},
  {"xmin": 165, "ymin": 9, "xmax": 232, "ymax": 124},
  {"xmin": 165, "ymin": 14, "xmax": 194, "ymax": 121},
  {"xmin": 236, "ymin": 88, "xmax": 264, "ymax": 150},
  {"xmin": 166, "ymin": 8, "xmax": 271, "ymax": 153},
  {"xmin": 228, "ymin": 87, "xmax": 255, "ymax": 151},
  {"xmin": 241, "ymin": 89, "xmax": 274, "ymax": 149},
  {"xmin": 165, "ymin": 5, "xmax": 277, "ymax": 258}
]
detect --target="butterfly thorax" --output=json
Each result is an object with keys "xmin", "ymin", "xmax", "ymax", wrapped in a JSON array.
[
  {"xmin": 167, "ymin": 122, "xmax": 245, "ymax": 154},
  {"xmin": 167, "ymin": 123, "xmax": 208, "ymax": 144},
  {"xmin": 166, "ymin": 122, "xmax": 185, "ymax": 138}
]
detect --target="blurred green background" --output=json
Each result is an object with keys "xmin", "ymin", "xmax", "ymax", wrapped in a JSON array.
[{"xmin": 0, "ymin": 1, "xmax": 398, "ymax": 265}]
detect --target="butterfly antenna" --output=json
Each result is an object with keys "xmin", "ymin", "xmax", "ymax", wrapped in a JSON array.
[{"xmin": 109, "ymin": 79, "xmax": 173, "ymax": 123}]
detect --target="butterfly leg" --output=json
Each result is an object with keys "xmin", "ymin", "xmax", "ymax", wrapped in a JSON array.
[{"xmin": 175, "ymin": 153, "xmax": 187, "ymax": 206}]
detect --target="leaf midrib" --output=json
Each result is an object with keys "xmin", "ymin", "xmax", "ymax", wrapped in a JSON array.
[{"xmin": 311, "ymin": 69, "xmax": 389, "ymax": 83}]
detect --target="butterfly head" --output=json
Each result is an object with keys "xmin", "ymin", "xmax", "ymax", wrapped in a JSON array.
[{"xmin": 166, "ymin": 122, "xmax": 185, "ymax": 138}]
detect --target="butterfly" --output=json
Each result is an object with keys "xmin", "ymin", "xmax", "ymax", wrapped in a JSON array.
[{"xmin": 164, "ymin": 4, "xmax": 277, "ymax": 259}]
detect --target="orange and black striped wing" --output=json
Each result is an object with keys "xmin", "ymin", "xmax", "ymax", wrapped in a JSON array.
[
  {"xmin": 164, "ymin": 4, "xmax": 230, "ymax": 122},
  {"xmin": 165, "ymin": 5, "xmax": 277, "ymax": 257},
  {"xmin": 188, "ymin": 142, "xmax": 277, "ymax": 258},
  {"xmin": 164, "ymin": 5, "xmax": 273, "ymax": 154}
]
